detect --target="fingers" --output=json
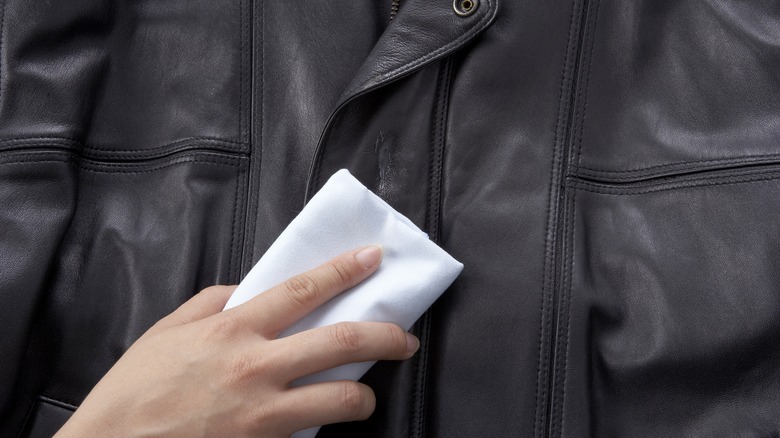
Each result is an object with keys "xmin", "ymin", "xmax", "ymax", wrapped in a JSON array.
[
  {"xmin": 273, "ymin": 381, "xmax": 376, "ymax": 433},
  {"xmin": 148, "ymin": 285, "xmax": 237, "ymax": 335},
  {"xmin": 275, "ymin": 322, "xmax": 419, "ymax": 381},
  {"xmin": 236, "ymin": 245, "xmax": 383, "ymax": 337}
]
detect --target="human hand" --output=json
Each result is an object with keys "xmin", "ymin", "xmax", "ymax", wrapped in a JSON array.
[{"xmin": 55, "ymin": 245, "xmax": 418, "ymax": 437}]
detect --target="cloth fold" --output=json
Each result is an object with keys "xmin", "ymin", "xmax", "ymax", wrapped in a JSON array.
[{"xmin": 223, "ymin": 169, "xmax": 463, "ymax": 437}]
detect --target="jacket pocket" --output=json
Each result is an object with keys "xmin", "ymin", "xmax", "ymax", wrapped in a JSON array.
[
  {"xmin": 560, "ymin": 164, "xmax": 780, "ymax": 436},
  {"xmin": 0, "ymin": 149, "xmax": 248, "ymax": 437}
]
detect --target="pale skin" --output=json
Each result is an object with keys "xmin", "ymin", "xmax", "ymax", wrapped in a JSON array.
[{"xmin": 55, "ymin": 245, "xmax": 419, "ymax": 437}]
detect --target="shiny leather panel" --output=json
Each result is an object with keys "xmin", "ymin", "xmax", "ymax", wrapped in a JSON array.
[
  {"xmin": 1, "ymin": 152, "xmax": 247, "ymax": 436},
  {"xmin": 573, "ymin": 0, "xmax": 780, "ymax": 179},
  {"xmin": 0, "ymin": 153, "xmax": 75, "ymax": 434},
  {"xmin": 249, "ymin": 1, "xmax": 386, "ymax": 265},
  {"xmin": 2, "ymin": 0, "xmax": 779, "ymax": 436},
  {"xmin": 423, "ymin": 0, "xmax": 579, "ymax": 433},
  {"xmin": 0, "ymin": 0, "xmax": 247, "ymax": 152},
  {"xmin": 565, "ymin": 171, "xmax": 780, "ymax": 436}
]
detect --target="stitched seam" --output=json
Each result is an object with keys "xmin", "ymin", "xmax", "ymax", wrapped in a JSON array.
[
  {"xmin": 551, "ymin": 194, "xmax": 575, "ymax": 437},
  {"xmin": 38, "ymin": 395, "xmax": 77, "ymax": 412},
  {"xmin": 414, "ymin": 62, "xmax": 443, "ymax": 438},
  {"xmin": 78, "ymin": 158, "xmax": 242, "ymax": 174},
  {"xmin": 534, "ymin": 0, "xmax": 579, "ymax": 436},
  {"xmin": 572, "ymin": 165, "xmax": 780, "ymax": 189},
  {"xmin": 0, "ymin": 144, "xmax": 246, "ymax": 161},
  {"xmin": 0, "ymin": 135, "xmax": 246, "ymax": 146},
  {"xmin": 249, "ymin": 0, "xmax": 265, "ymax": 271},
  {"xmin": 1, "ymin": 0, "xmax": 7, "ymax": 102},
  {"xmin": 311, "ymin": 109, "xmax": 347, "ymax": 193},
  {"xmin": 0, "ymin": 151, "xmax": 75, "ymax": 166},
  {"xmin": 550, "ymin": 199, "xmax": 570, "ymax": 438},
  {"xmin": 575, "ymin": 0, "xmax": 600, "ymax": 169},
  {"xmin": 0, "ymin": 156, "xmax": 246, "ymax": 174},
  {"xmin": 0, "ymin": 159, "xmax": 73, "ymax": 166},
  {"xmin": 238, "ymin": 0, "xmax": 244, "ymax": 144},
  {"xmin": 414, "ymin": 59, "xmax": 452, "ymax": 438},
  {"xmin": 576, "ymin": 152, "xmax": 780, "ymax": 175},
  {"xmin": 557, "ymin": 194, "xmax": 576, "ymax": 437},
  {"xmin": 409, "ymin": 329, "xmax": 422, "ymax": 438},
  {"xmin": 553, "ymin": 2, "xmax": 599, "ymax": 435},
  {"xmin": 228, "ymin": 161, "xmax": 241, "ymax": 283},
  {"xmin": 235, "ymin": 0, "xmax": 254, "ymax": 277},
  {"xmin": 0, "ymin": 136, "xmax": 247, "ymax": 155},
  {"xmin": 0, "ymin": 143, "xmax": 248, "ymax": 166},
  {"xmin": 414, "ymin": 311, "xmax": 432, "ymax": 438},
  {"xmin": 571, "ymin": 172, "xmax": 780, "ymax": 195}
]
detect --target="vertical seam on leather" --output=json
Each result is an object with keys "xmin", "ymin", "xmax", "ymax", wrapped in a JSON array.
[
  {"xmin": 0, "ymin": 0, "xmax": 7, "ymax": 103},
  {"xmin": 543, "ymin": 0, "xmax": 595, "ymax": 433},
  {"xmin": 533, "ymin": 0, "xmax": 580, "ymax": 436},
  {"xmin": 241, "ymin": 0, "xmax": 261, "ymax": 275},
  {"xmin": 238, "ymin": 0, "xmax": 250, "ymax": 146},
  {"xmin": 551, "ymin": 191, "xmax": 576, "ymax": 437},
  {"xmin": 233, "ymin": 0, "xmax": 245, "ymax": 279},
  {"xmin": 413, "ymin": 58, "xmax": 453, "ymax": 438},
  {"xmin": 575, "ymin": 0, "xmax": 601, "ymax": 168},
  {"xmin": 426, "ymin": 59, "xmax": 452, "ymax": 249},
  {"xmin": 238, "ymin": 0, "xmax": 243, "ymax": 144},
  {"xmin": 550, "ymin": 195, "xmax": 573, "ymax": 438},
  {"xmin": 557, "ymin": 2, "xmax": 600, "ymax": 435},
  {"xmin": 228, "ymin": 159, "xmax": 241, "ymax": 283},
  {"xmin": 231, "ymin": 0, "xmax": 251, "ymax": 283},
  {"xmin": 558, "ymin": 192, "xmax": 577, "ymax": 437}
]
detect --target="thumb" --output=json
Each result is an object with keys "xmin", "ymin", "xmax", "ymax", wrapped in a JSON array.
[{"xmin": 147, "ymin": 285, "xmax": 237, "ymax": 335}]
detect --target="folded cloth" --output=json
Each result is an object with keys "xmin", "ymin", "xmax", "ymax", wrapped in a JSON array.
[{"xmin": 223, "ymin": 169, "xmax": 463, "ymax": 438}]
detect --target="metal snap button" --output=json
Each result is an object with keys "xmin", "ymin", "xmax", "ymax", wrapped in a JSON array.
[{"xmin": 453, "ymin": 0, "xmax": 478, "ymax": 17}]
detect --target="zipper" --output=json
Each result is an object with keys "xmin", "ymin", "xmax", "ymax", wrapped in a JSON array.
[{"xmin": 390, "ymin": 0, "xmax": 401, "ymax": 20}]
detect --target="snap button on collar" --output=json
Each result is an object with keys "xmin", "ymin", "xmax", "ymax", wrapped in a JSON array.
[{"xmin": 453, "ymin": 0, "xmax": 478, "ymax": 17}]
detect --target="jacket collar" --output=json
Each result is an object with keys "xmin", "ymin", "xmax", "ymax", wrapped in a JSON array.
[
  {"xmin": 305, "ymin": 0, "xmax": 499, "ymax": 202},
  {"xmin": 339, "ymin": 0, "xmax": 499, "ymax": 101}
]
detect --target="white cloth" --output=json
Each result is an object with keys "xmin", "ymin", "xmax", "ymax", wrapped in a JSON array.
[{"xmin": 223, "ymin": 169, "xmax": 463, "ymax": 438}]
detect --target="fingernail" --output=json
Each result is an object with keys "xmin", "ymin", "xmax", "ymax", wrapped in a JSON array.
[
  {"xmin": 405, "ymin": 332, "xmax": 420, "ymax": 355},
  {"xmin": 355, "ymin": 245, "xmax": 383, "ymax": 269}
]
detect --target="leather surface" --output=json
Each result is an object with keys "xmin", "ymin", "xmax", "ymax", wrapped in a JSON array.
[{"xmin": 0, "ymin": 0, "xmax": 778, "ymax": 437}]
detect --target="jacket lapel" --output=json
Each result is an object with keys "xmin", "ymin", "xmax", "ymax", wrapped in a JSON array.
[
  {"xmin": 305, "ymin": 0, "xmax": 500, "ymax": 201},
  {"xmin": 339, "ymin": 0, "xmax": 500, "ymax": 101}
]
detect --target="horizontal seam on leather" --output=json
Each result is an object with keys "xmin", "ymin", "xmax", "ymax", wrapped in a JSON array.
[
  {"xmin": 38, "ymin": 395, "xmax": 77, "ymax": 412},
  {"xmin": 0, "ymin": 152, "xmax": 246, "ymax": 172},
  {"xmin": 0, "ymin": 136, "xmax": 248, "ymax": 156},
  {"xmin": 571, "ymin": 170, "xmax": 780, "ymax": 195},
  {"xmin": 80, "ymin": 157, "xmax": 246, "ymax": 174},
  {"xmin": 0, "ymin": 143, "xmax": 248, "ymax": 164},
  {"xmin": 573, "ymin": 152, "xmax": 780, "ymax": 175}
]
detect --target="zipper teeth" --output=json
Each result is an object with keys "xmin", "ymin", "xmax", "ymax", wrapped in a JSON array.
[{"xmin": 389, "ymin": 0, "xmax": 401, "ymax": 20}]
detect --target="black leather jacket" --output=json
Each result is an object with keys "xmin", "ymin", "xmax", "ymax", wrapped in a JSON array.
[{"xmin": 2, "ymin": 0, "xmax": 779, "ymax": 436}]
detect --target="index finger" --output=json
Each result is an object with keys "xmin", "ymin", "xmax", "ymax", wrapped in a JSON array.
[{"xmin": 233, "ymin": 245, "xmax": 383, "ymax": 337}]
